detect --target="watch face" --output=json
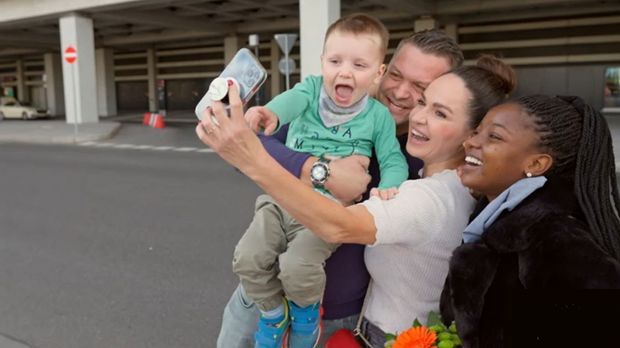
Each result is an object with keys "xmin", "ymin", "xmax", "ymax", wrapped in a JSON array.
[{"xmin": 311, "ymin": 165, "xmax": 327, "ymax": 181}]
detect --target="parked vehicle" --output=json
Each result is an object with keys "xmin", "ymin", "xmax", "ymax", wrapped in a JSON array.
[{"xmin": 0, "ymin": 96, "xmax": 49, "ymax": 120}]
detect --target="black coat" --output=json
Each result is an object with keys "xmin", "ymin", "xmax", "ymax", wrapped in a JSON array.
[{"xmin": 440, "ymin": 179, "xmax": 620, "ymax": 348}]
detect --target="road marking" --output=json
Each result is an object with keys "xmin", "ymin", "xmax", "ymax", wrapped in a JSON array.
[
  {"xmin": 174, "ymin": 147, "xmax": 198, "ymax": 152},
  {"xmin": 79, "ymin": 142, "xmax": 215, "ymax": 153},
  {"xmin": 0, "ymin": 333, "xmax": 31, "ymax": 348},
  {"xmin": 152, "ymin": 146, "xmax": 173, "ymax": 151},
  {"xmin": 76, "ymin": 142, "xmax": 620, "ymax": 170}
]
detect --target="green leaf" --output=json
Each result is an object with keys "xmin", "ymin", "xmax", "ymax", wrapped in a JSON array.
[
  {"xmin": 429, "ymin": 325, "xmax": 444, "ymax": 333},
  {"xmin": 385, "ymin": 333, "xmax": 397, "ymax": 341},
  {"xmin": 449, "ymin": 322, "xmax": 458, "ymax": 334},
  {"xmin": 451, "ymin": 334, "xmax": 462, "ymax": 346},
  {"xmin": 412, "ymin": 318, "xmax": 423, "ymax": 327},
  {"xmin": 426, "ymin": 311, "xmax": 446, "ymax": 329}
]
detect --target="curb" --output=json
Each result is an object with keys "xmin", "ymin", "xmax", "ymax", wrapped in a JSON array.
[{"xmin": 0, "ymin": 121, "xmax": 121, "ymax": 145}]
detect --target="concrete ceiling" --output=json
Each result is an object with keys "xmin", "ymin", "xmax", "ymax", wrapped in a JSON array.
[{"xmin": 0, "ymin": 0, "xmax": 618, "ymax": 57}]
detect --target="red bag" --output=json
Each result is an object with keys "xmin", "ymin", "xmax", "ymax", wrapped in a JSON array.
[{"xmin": 324, "ymin": 328, "xmax": 363, "ymax": 348}]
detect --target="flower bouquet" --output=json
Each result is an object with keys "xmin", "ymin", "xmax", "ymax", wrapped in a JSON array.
[{"xmin": 384, "ymin": 311, "xmax": 462, "ymax": 348}]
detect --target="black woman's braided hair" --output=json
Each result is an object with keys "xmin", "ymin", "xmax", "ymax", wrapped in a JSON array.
[{"xmin": 516, "ymin": 95, "xmax": 620, "ymax": 260}]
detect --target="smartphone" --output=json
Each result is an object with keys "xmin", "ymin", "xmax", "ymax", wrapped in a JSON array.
[{"xmin": 195, "ymin": 48, "xmax": 268, "ymax": 119}]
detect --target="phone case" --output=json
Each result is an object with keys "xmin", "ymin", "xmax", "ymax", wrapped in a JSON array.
[{"xmin": 195, "ymin": 48, "xmax": 268, "ymax": 119}]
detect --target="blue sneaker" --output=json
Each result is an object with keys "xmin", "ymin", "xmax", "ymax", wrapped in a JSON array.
[
  {"xmin": 254, "ymin": 301, "xmax": 290, "ymax": 348},
  {"xmin": 287, "ymin": 301, "xmax": 322, "ymax": 348}
]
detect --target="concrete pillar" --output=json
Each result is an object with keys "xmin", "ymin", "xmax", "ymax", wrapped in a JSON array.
[
  {"xmin": 147, "ymin": 48, "xmax": 157, "ymax": 112},
  {"xmin": 16, "ymin": 59, "xmax": 30, "ymax": 103},
  {"xmin": 59, "ymin": 13, "xmax": 98, "ymax": 123},
  {"xmin": 224, "ymin": 35, "xmax": 242, "ymax": 65},
  {"xmin": 414, "ymin": 16, "xmax": 437, "ymax": 32},
  {"xmin": 43, "ymin": 53, "xmax": 65, "ymax": 116},
  {"xmin": 270, "ymin": 38, "xmax": 282, "ymax": 99},
  {"xmin": 299, "ymin": 0, "xmax": 340, "ymax": 79},
  {"xmin": 95, "ymin": 48, "xmax": 117, "ymax": 117},
  {"xmin": 444, "ymin": 23, "xmax": 458, "ymax": 43}
]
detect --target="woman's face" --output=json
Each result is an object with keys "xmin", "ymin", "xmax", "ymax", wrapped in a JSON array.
[
  {"xmin": 460, "ymin": 103, "xmax": 543, "ymax": 200},
  {"xmin": 406, "ymin": 73, "xmax": 472, "ymax": 166}
]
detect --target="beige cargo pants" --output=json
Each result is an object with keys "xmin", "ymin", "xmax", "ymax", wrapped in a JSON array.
[{"xmin": 232, "ymin": 194, "xmax": 339, "ymax": 311}]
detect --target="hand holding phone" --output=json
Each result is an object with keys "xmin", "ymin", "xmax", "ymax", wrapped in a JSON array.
[{"xmin": 195, "ymin": 48, "xmax": 267, "ymax": 120}]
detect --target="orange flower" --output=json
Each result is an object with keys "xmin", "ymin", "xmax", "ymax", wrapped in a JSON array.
[{"xmin": 392, "ymin": 326, "xmax": 437, "ymax": 348}]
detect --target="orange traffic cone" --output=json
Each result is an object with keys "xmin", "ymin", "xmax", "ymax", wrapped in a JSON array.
[
  {"xmin": 143, "ymin": 112, "xmax": 153, "ymax": 125},
  {"xmin": 152, "ymin": 113, "xmax": 165, "ymax": 129}
]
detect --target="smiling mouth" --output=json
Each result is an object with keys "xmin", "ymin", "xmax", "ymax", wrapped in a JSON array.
[
  {"xmin": 465, "ymin": 155, "xmax": 483, "ymax": 166},
  {"xmin": 387, "ymin": 96, "xmax": 409, "ymax": 110},
  {"xmin": 411, "ymin": 128, "xmax": 429, "ymax": 141}
]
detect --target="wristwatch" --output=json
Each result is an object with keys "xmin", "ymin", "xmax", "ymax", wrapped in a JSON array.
[{"xmin": 310, "ymin": 156, "xmax": 331, "ymax": 189}]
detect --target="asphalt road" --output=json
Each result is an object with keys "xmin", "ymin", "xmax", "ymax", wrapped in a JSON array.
[
  {"xmin": 0, "ymin": 141, "xmax": 262, "ymax": 348},
  {"xmin": 3, "ymin": 116, "xmax": 620, "ymax": 348}
]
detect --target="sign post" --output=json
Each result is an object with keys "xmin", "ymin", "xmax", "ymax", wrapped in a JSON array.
[
  {"xmin": 64, "ymin": 46, "xmax": 78, "ymax": 141},
  {"xmin": 248, "ymin": 34, "xmax": 262, "ymax": 105},
  {"xmin": 157, "ymin": 79, "xmax": 167, "ymax": 117},
  {"xmin": 274, "ymin": 34, "xmax": 297, "ymax": 90}
]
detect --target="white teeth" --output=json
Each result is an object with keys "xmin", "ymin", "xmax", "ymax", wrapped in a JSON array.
[
  {"xmin": 465, "ymin": 155, "xmax": 483, "ymax": 166},
  {"xmin": 411, "ymin": 129, "xmax": 428, "ymax": 140}
]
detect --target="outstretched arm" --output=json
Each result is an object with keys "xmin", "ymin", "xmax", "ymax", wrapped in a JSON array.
[
  {"xmin": 196, "ymin": 84, "xmax": 377, "ymax": 245},
  {"xmin": 260, "ymin": 126, "xmax": 371, "ymax": 203},
  {"xmin": 260, "ymin": 125, "xmax": 311, "ymax": 179}
]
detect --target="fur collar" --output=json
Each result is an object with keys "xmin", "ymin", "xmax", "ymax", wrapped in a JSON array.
[
  {"xmin": 478, "ymin": 177, "xmax": 582, "ymax": 253},
  {"xmin": 444, "ymin": 178, "xmax": 584, "ymax": 347}
]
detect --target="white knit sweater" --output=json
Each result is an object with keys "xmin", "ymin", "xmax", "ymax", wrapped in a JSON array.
[{"xmin": 361, "ymin": 169, "xmax": 476, "ymax": 334}]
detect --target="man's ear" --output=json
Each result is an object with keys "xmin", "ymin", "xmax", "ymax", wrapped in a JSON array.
[
  {"xmin": 375, "ymin": 64, "xmax": 386, "ymax": 84},
  {"xmin": 525, "ymin": 153, "xmax": 553, "ymax": 177}
]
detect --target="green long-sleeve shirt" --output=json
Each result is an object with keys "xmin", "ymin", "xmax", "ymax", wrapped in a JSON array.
[{"xmin": 266, "ymin": 75, "xmax": 408, "ymax": 189}]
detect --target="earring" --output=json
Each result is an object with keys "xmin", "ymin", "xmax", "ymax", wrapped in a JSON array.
[{"xmin": 526, "ymin": 172, "xmax": 533, "ymax": 178}]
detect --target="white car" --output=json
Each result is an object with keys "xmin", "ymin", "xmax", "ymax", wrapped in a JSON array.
[{"xmin": 0, "ymin": 97, "xmax": 49, "ymax": 120}]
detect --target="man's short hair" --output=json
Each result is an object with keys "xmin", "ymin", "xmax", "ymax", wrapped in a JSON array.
[
  {"xmin": 325, "ymin": 13, "xmax": 389, "ymax": 57},
  {"xmin": 395, "ymin": 29, "xmax": 464, "ymax": 69}
]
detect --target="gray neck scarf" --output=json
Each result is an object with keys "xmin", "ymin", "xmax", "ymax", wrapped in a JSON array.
[
  {"xmin": 463, "ymin": 176, "xmax": 548, "ymax": 243},
  {"xmin": 318, "ymin": 85, "xmax": 368, "ymax": 128}
]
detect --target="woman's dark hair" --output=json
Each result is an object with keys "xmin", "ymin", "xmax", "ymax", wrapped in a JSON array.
[
  {"xmin": 451, "ymin": 55, "xmax": 516, "ymax": 128},
  {"xmin": 517, "ymin": 95, "xmax": 620, "ymax": 260}
]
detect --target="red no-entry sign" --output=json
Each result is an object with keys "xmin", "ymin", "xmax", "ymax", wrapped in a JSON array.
[{"xmin": 64, "ymin": 46, "xmax": 77, "ymax": 64}]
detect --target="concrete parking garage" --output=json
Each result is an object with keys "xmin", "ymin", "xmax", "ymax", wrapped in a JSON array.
[{"xmin": 0, "ymin": 0, "xmax": 618, "ymax": 124}]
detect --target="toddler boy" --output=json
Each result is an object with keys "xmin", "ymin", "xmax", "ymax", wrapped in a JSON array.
[{"xmin": 234, "ymin": 13, "xmax": 407, "ymax": 348}]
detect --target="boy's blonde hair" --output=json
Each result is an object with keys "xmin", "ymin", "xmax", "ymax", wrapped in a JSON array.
[{"xmin": 324, "ymin": 13, "xmax": 389, "ymax": 57}]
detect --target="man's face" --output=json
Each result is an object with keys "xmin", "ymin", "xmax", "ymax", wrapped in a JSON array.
[{"xmin": 376, "ymin": 44, "xmax": 452, "ymax": 133}]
